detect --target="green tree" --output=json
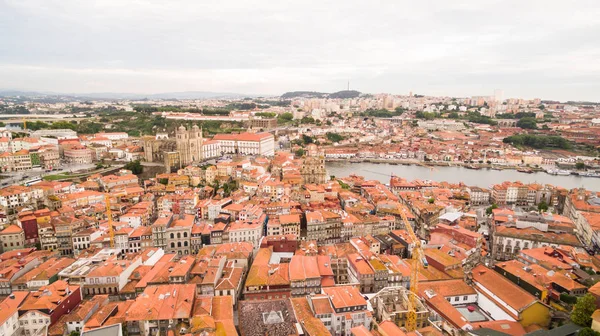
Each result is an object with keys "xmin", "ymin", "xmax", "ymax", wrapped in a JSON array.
[
  {"xmin": 428, "ymin": 197, "xmax": 435, "ymax": 204},
  {"xmin": 70, "ymin": 331, "xmax": 81, "ymax": 336},
  {"xmin": 294, "ymin": 148, "xmax": 305, "ymax": 157},
  {"xmin": 124, "ymin": 160, "xmax": 143, "ymax": 175},
  {"xmin": 486, "ymin": 203, "xmax": 498, "ymax": 215},
  {"xmin": 326, "ymin": 132, "xmax": 344, "ymax": 143},
  {"xmin": 278, "ymin": 112, "xmax": 293, "ymax": 123},
  {"xmin": 255, "ymin": 112, "xmax": 277, "ymax": 118},
  {"xmin": 578, "ymin": 328, "xmax": 600, "ymax": 336},
  {"xmin": 576, "ymin": 162, "xmax": 586, "ymax": 170},
  {"xmin": 538, "ymin": 201, "xmax": 548, "ymax": 213},
  {"xmin": 571, "ymin": 293, "xmax": 597, "ymax": 327},
  {"xmin": 302, "ymin": 134, "xmax": 314, "ymax": 144},
  {"xmin": 517, "ymin": 117, "xmax": 538, "ymax": 129}
]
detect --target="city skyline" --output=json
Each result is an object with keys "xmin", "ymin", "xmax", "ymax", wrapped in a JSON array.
[{"xmin": 1, "ymin": 1, "xmax": 599, "ymax": 101}]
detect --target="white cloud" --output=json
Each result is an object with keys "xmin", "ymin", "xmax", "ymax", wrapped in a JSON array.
[{"xmin": 0, "ymin": 0, "xmax": 599, "ymax": 100}]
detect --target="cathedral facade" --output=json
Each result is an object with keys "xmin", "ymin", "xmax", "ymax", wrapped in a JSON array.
[
  {"xmin": 175, "ymin": 125, "xmax": 203, "ymax": 165},
  {"xmin": 300, "ymin": 144, "xmax": 327, "ymax": 184},
  {"xmin": 142, "ymin": 125, "xmax": 203, "ymax": 172}
]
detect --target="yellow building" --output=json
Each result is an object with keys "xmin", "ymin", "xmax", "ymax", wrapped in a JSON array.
[
  {"xmin": 592, "ymin": 310, "xmax": 600, "ymax": 332},
  {"xmin": 472, "ymin": 265, "xmax": 550, "ymax": 328}
]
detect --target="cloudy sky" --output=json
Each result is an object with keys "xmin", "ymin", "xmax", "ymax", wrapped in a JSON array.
[{"xmin": 1, "ymin": 0, "xmax": 599, "ymax": 101}]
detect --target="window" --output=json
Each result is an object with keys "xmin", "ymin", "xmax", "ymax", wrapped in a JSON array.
[
  {"xmin": 454, "ymin": 297, "xmax": 459, "ymax": 302},
  {"xmin": 463, "ymin": 296, "xmax": 468, "ymax": 300}
]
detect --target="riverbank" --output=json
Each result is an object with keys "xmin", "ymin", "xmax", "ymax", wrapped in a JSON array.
[
  {"xmin": 325, "ymin": 161, "xmax": 599, "ymax": 191},
  {"xmin": 325, "ymin": 158, "xmax": 575, "ymax": 176}
]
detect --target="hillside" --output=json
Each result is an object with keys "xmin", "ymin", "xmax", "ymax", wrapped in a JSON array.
[{"xmin": 281, "ymin": 90, "xmax": 361, "ymax": 99}]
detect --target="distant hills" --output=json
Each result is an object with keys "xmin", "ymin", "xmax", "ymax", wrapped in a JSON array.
[
  {"xmin": 0, "ymin": 90, "xmax": 262, "ymax": 100},
  {"xmin": 281, "ymin": 90, "xmax": 361, "ymax": 99},
  {"xmin": 0, "ymin": 89, "xmax": 364, "ymax": 101}
]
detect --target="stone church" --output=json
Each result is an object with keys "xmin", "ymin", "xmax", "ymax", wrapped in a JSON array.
[
  {"xmin": 301, "ymin": 144, "xmax": 327, "ymax": 184},
  {"xmin": 142, "ymin": 125, "xmax": 203, "ymax": 172}
]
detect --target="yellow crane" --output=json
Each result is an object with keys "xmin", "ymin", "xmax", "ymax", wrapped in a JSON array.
[
  {"xmin": 400, "ymin": 209, "xmax": 425, "ymax": 332},
  {"xmin": 105, "ymin": 194, "xmax": 115, "ymax": 248}
]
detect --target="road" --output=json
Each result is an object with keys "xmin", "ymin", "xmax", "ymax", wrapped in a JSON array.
[{"xmin": 0, "ymin": 163, "xmax": 96, "ymax": 186}]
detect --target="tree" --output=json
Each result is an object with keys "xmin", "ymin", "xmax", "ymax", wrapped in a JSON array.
[
  {"xmin": 294, "ymin": 148, "xmax": 305, "ymax": 157},
  {"xmin": 428, "ymin": 197, "xmax": 435, "ymax": 204},
  {"xmin": 571, "ymin": 293, "xmax": 597, "ymax": 327},
  {"xmin": 302, "ymin": 134, "xmax": 314, "ymax": 145},
  {"xmin": 576, "ymin": 162, "xmax": 586, "ymax": 170},
  {"xmin": 517, "ymin": 117, "xmax": 538, "ymax": 129},
  {"xmin": 538, "ymin": 201, "xmax": 548, "ymax": 213},
  {"xmin": 578, "ymin": 328, "xmax": 600, "ymax": 336},
  {"xmin": 326, "ymin": 132, "xmax": 344, "ymax": 143},
  {"xmin": 124, "ymin": 160, "xmax": 143, "ymax": 175},
  {"xmin": 486, "ymin": 203, "xmax": 498, "ymax": 215}
]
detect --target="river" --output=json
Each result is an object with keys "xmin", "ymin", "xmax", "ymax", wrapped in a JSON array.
[{"xmin": 326, "ymin": 161, "xmax": 600, "ymax": 191}]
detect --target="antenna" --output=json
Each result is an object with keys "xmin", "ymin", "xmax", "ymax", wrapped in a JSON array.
[{"xmin": 347, "ymin": 80, "xmax": 350, "ymax": 91}]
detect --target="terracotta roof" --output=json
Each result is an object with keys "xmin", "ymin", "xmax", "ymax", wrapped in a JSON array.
[
  {"xmin": 322, "ymin": 286, "xmax": 366, "ymax": 309},
  {"xmin": 0, "ymin": 225, "xmax": 23, "ymax": 234},
  {"xmin": 126, "ymin": 284, "xmax": 196, "ymax": 321},
  {"xmin": 472, "ymin": 265, "xmax": 538, "ymax": 314},
  {"xmin": 0, "ymin": 291, "xmax": 28, "ymax": 325}
]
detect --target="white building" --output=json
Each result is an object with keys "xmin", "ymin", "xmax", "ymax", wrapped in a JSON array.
[
  {"xmin": 95, "ymin": 132, "xmax": 129, "ymax": 141},
  {"xmin": 212, "ymin": 132, "xmax": 275, "ymax": 156},
  {"xmin": 0, "ymin": 292, "xmax": 28, "ymax": 336},
  {"xmin": 227, "ymin": 222, "xmax": 263, "ymax": 247},
  {"xmin": 201, "ymin": 139, "xmax": 221, "ymax": 159}
]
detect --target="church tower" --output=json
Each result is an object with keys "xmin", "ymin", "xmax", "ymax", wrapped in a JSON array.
[
  {"xmin": 175, "ymin": 125, "xmax": 203, "ymax": 166},
  {"xmin": 176, "ymin": 125, "xmax": 190, "ymax": 166},
  {"xmin": 301, "ymin": 144, "xmax": 327, "ymax": 184},
  {"xmin": 189, "ymin": 125, "xmax": 203, "ymax": 162}
]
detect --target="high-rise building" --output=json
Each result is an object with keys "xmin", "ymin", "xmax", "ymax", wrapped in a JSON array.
[{"xmin": 494, "ymin": 89, "xmax": 504, "ymax": 103}]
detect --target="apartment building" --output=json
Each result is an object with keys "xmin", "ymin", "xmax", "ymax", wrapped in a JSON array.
[
  {"xmin": 151, "ymin": 214, "xmax": 194, "ymax": 255},
  {"xmin": 11, "ymin": 257, "xmax": 75, "ymax": 291},
  {"xmin": 0, "ymin": 225, "xmax": 25, "ymax": 252},
  {"xmin": 63, "ymin": 145, "xmax": 93, "ymax": 164},
  {"xmin": 0, "ymin": 186, "xmax": 43, "ymax": 226},
  {"xmin": 0, "ymin": 291, "xmax": 29, "ymax": 336},
  {"xmin": 83, "ymin": 255, "xmax": 142, "ymax": 296},
  {"xmin": 18, "ymin": 281, "xmax": 82, "ymax": 335},
  {"xmin": 317, "ymin": 286, "xmax": 373, "ymax": 336},
  {"xmin": 124, "ymin": 284, "xmax": 196, "ymax": 335},
  {"xmin": 306, "ymin": 210, "xmax": 342, "ymax": 244}
]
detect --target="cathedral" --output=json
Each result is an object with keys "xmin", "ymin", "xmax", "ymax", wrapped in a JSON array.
[
  {"xmin": 142, "ymin": 125, "xmax": 203, "ymax": 172},
  {"xmin": 301, "ymin": 144, "xmax": 327, "ymax": 184},
  {"xmin": 175, "ymin": 125, "xmax": 203, "ymax": 165}
]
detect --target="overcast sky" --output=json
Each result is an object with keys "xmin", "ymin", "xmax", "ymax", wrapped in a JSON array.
[{"xmin": 1, "ymin": 0, "xmax": 599, "ymax": 101}]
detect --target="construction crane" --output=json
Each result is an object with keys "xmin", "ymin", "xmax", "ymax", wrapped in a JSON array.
[
  {"xmin": 105, "ymin": 195, "xmax": 115, "ymax": 248},
  {"xmin": 400, "ymin": 209, "xmax": 425, "ymax": 332},
  {"xmin": 22, "ymin": 117, "xmax": 27, "ymax": 130}
]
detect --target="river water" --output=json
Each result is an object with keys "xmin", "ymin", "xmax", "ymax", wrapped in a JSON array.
[{"xmin": 326, "ymin": 161, "xmax": 600, "ymax": 191}]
